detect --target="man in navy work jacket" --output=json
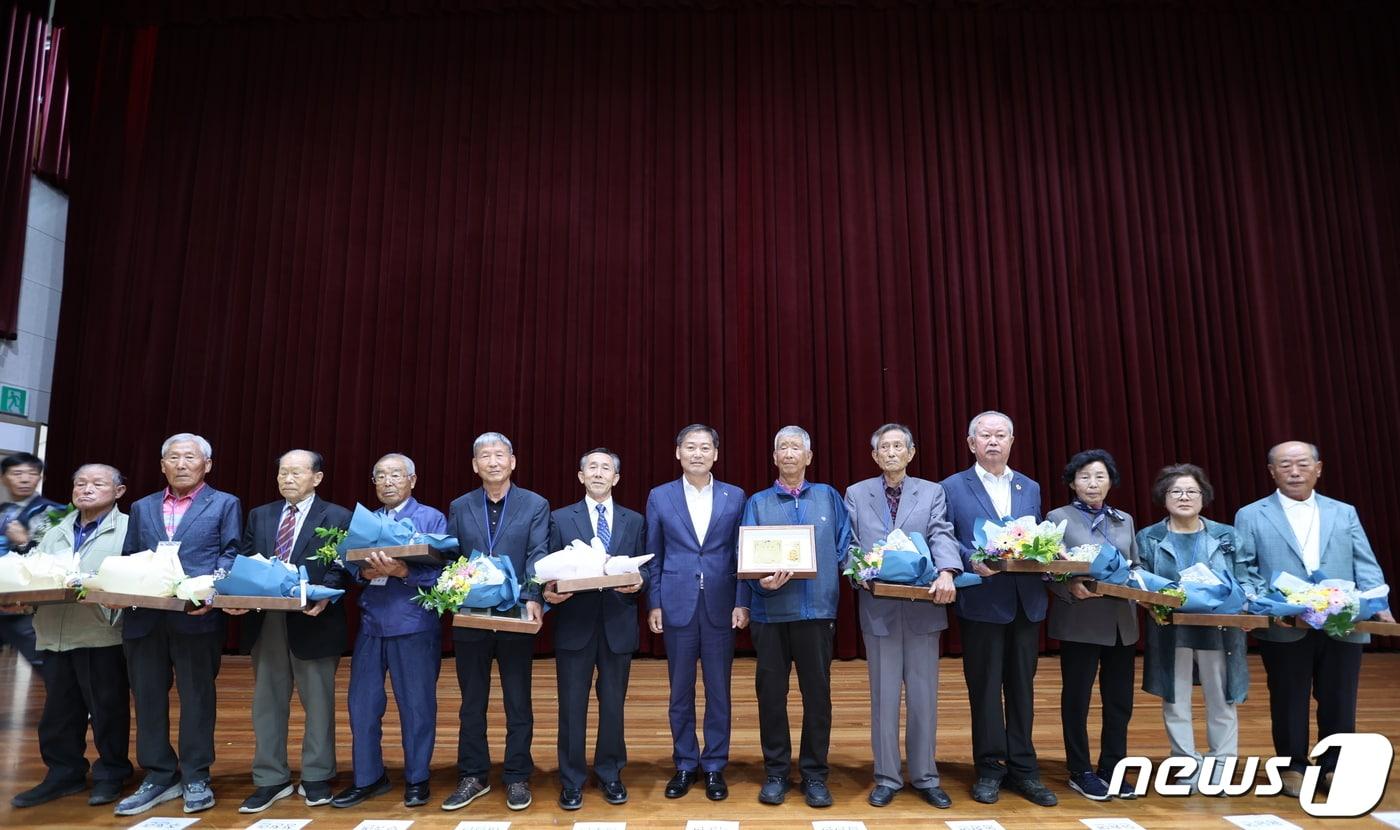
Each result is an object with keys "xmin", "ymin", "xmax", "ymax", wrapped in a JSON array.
[{"xmin": 742, "ymin": 425, "xmax": 852, "ymax": 810}]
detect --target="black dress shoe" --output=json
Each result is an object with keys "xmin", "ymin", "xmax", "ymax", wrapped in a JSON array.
[
  {"xmin": 665, "ymin": 769, "xmax": 697, "ymax": 798},
  {"xmin": 90, "ymin": 779, "xmax": 126, "ymax": 806},
  {"xmin": 971, "ymin": 777, "xmax": 1001, "ymax": 804},
  {"xmin": 600, "ymin": 779, "xmax": 628, "ymax": 805},
  {"xmin": 914, "ymin": 785, "xmax": 952, "ymax": 808},
  {"xmin": 331, "ymin": 774, "xmax": 391, "ymax": 808},
  {"xmin": 1008, "ymin": 777, "xmax": 1058, "ymax": 807},
  {"xmin": 404, "ymin": 780, "xmax": 430, "ymax": 807},
  {"xmin": 758, "ymin": 776, "xmax": 791, "ymax": 805},
  {"xmin": 705, "ymin": 771, "xmax": 728, "ymax": 801},
  {"xmin": 12, "ymin": 778, "xmax": 86, "ymax": 808},
  {"xmin": 868, "ymin": 784, "xmax": 898, "ymax": 807},
  {"xmin": 801, "ymin": 778, "xmax": 833, "ymax": 808},
  {"xmin": 559, "ymin": 787, "xmax": 583, "ymax": 810}
]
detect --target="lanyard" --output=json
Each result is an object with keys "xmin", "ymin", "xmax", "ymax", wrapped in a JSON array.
[{"xmin": 481, "ymin": 488, "xmax": 510, "ymax": 555}]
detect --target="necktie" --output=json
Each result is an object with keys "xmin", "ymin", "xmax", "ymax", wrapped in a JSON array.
[
  {"xmin": 275, "ymin": 504, "xmax": 298, "ymax": 562},
  {"xmin": 596, "ymin": 503, "xmax": 611, "ymax": 552}
]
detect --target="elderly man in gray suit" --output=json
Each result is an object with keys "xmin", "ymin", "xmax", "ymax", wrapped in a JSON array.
[
  {"xmin": 843, "ymin": 423, "xmax": 961, "ymax": 809},
  {"xmin": 1235, "ymin": 440, "xmax": 1394, "ymax": 797}
]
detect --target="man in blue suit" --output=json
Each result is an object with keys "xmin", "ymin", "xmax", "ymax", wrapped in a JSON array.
[
  {"xmin": 1235, "ymin": 440, "xmax": 1395, "ymax": 797},
  {"xmin": 644, "ymin": 424, "xmax": 748, "ymax": 802},
  {"xmin": 941, "ymin": 411, "xmax": 1056, "ymax": 807},
  {"xmin": 114, "ymin": 433, "xmax": 241, "ymax": 817},
  {"xmin": 543, "ymin": 448, "xmax": 646, "ymax": 810},
  {"xmin": 444, "ymin": 432, "xmax": 550, "ymax": 813}
]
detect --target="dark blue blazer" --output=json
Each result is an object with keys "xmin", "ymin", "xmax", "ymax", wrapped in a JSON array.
[
  {"xmin": 447, "ymin": 483, "xmax": 550, "ymax": 642},
  {"xmin": 121, "ymin": 484, "xmax": 242, "ymax": 638},
  {"xmin": 643, "ymin": 477, "xmax": 748, "ymax": 628},
  {"xmin": 940, "ymin": 466, "xmax": 1046, "ymax": 624},
  {"xmin": 547, "ymin": 500, "xmax": 645, "ymax": 654}
]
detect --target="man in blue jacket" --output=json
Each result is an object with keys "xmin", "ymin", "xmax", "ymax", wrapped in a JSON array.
[
  {"xmin": 114, "ymin": 433, "xmax": 241, "ymax": 817},
  {"xmin": 941, "ymin": 411, "xmax": 1056, "ymax": 808},
  {"xmin": 742, "ymin": 425, "xmax": 852, "ymax": 809},
  {"xmin": 644, "ymin": 424, "xmax": 748, "ymax": 802}
]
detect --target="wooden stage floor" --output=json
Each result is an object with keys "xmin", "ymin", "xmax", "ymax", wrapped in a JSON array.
[{"xmin": 0, "ymin": 649, "xmax": 1397, "ymax": 828}]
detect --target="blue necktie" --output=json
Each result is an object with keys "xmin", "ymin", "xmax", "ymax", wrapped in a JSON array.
[{"xmin": 596, "ymin": 504, "xmax": 611, "ymax": 552}]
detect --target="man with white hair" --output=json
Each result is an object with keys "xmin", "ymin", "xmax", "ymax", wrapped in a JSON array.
[
  {"xmin": 741, "ymin": 426, "xmax": 852, "ymax": 809},
  {"xmin": 940, "ymin": 412, "xmax": 1056, "ymax": 807},
  {"xmin": 333, "ymin": 452, "xmax": 447, "ymax": 810},
  {"xmin": 115, "ymin": 433, "xmax": 241, "ymax": 816}
]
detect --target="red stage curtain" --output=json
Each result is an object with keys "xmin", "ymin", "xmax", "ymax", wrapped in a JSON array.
[
  {"xmin": 0, "ymin": 0, "xmax": 49, "ymax": 339},
  {"xmin": 48, "ymin": 1, "xmax": 1400, "ymax": 655}
]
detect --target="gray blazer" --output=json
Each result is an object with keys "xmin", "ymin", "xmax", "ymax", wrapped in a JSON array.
[
  {"xmin": 843, "ymin": 476, "xmax": 962, "ymax": 636},
  {"xmin": 1046, "ymin": 504, "xmax": 1140, "ymax": 647},
  {"xmin": 1235, "ymin": 491, "xmax": 1387, "ymax": 645}
]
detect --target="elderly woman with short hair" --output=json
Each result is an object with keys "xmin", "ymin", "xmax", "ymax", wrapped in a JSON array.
[
  {"xmin": 1046, "ymin": 449, "xmax": 1140, "ymax": 801},
  {"xmin": 1136, "ymin": 463, "xmax": 1249, "ymax": 792}
]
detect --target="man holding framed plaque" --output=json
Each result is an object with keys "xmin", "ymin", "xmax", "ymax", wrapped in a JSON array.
[
  {"xmin": 740, "ymin": 425, "xmax": 852, "ymax": 809},
  {"xmin": 844, "ymin": 423, "xmax": 960, "ymax": 809}
]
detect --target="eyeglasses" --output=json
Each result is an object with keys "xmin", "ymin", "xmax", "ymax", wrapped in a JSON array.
[
  {"xmin": 1168, "ymin": 489, "xmax": 1203, "ymax": 499},
  {"xmin": 371, "ymin": 472, "xmax": 408, "ymax": 484}
]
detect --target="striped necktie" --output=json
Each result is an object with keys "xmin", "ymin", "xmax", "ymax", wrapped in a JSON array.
[
  {"xmin": 596, "ymin": 503, "xmax": 611, "ymax": 552},
  {"xmin": 275, "ymin": 504, "xmax": 298, "ymax": 561}
]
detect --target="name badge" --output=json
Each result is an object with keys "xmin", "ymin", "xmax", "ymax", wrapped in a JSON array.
[
  {"xmin": 156, "ymin": 541, "xmax": 181, "ymax": 557},
  {"xmin": 370, "ymin": 577, "xmax": 389, "ymax": 587}
]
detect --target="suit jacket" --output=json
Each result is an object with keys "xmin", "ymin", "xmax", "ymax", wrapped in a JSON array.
[
  {"xmin": 844, "ymin": 475, "xmax": 962, "ymax": 636},
  {"xmin": 448, "ymin": 483, "xmax": 550, "ymax": 643},
  {"xmin": 548, "ymin": 499, "xmax": 645, "ymax": 654},
  {"xmin": 1045, "ymin": 504, "xmax": 1140, "ymax": 646},
  {"xmin": 237, "ymin": 496, "xmax": 353, "ymax": 660},
  {"xmin": 121, "ymin": 484, "xmax": 242, "ymax": 639},
  {"xmin": 1235, "ymin": 491, "xmax": 1387, "ymax": 644},
  {"xmin": 644, "ymin": 477, "xmax": 748, "ymax": 628},
  {"xmin": 941, "ymin": 466, "xmax": 1046, "ymax": 624}
]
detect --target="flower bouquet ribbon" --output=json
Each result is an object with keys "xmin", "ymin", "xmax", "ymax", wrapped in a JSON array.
[
  {"xmin": 339, "ymin": 503, "xmax": 460, "ymax": 568},
  {"xmin": 416, "ymin": 550, "xmax": 520, "ymax": 615},
  {"xmin": 1173, "ymin": 562, "xmax": 1248, "ymax": 614},
  {"xmin": 214, "ymin": 554, "xmax": 345, "ymax": 603}
]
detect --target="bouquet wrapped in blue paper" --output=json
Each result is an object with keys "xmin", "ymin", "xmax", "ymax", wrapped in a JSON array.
[
  {"xmin": 1174, "ymin": 562, "xmax": 1248, "ymax": 614},
  {"xmin": 1255, "ymin": 572, "xmax": 1391, "ymax": 637},
  {"xmin": 340, "ymin": 503, "xmax": 460, "ymax": 566},
  {"xmin": 844, "ymin": 529, "xmax": 935, "ymax": 586},
  {"xmin": 214, "ymin": 554, "xmax": 346, "ymax": 603},
  {"xmin": 415, "ymin": 550, "xmax": 520, "ymax": 615}
]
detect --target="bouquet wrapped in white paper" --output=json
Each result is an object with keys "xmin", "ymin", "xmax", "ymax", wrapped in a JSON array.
[
  {"xmin": 0, "ymin": 551, "xmax": 75, "ymax": 591},
  {"xmin": 534, "ymin": 538, "xmax": 610, "ymax": 581},
  {"xmin": 84, "ymin": 549, "xmax": 217, "ymax": 603},
  {"xmin": 604, "ymin": 553, "xmax": 654, "ymax": 575}
]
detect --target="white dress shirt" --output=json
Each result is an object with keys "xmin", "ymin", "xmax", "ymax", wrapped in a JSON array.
[
  {"xmin": 282, "ymin": 493, "xmax": 316, "ymax": 546},
  {"xmin": 683, "ymin": 474, "xmax": 715, "ymax": 546},
  {"xmin": 976, "ymin": 463, "xmax": 1015, "ymax": 519},
  {"xmin": 585, "ymin": 495, "xmax": 615, "ymax": 541},
  {"xmin": 1278, "ymin": 490, "xmax": 1322, "ymax": 573}
]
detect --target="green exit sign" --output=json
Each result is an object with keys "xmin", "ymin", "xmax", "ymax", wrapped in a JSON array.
[{"xmin": 0, "ymin": 385, "xmax": 28, "ymax": 417}]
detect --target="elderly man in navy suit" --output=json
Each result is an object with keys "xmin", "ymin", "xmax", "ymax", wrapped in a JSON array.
[
  {"xmin": 114, "ymin": 433, "xmax": 241, "ymax": 817},
  {"xmin": 941, "ymin": 411, "xmax": 1056, "ymax": 807},
  {"xmin": 444, "ymin": 432, "xmax": 550, "ymax": 813},
  {"xmin": 644, "ymin": 424, "xmax": 748, "ymax": 802},
  {"xmin": 543, "ymin": 448, "xmax": 646, "ymax": 811},
  {"xmin": 1235, "ymin": 440, "xmax": 1395, "ymax": 797},
  {"xmin": 845, "ymin": 423, "xmax": 961, "ymax": 809}
]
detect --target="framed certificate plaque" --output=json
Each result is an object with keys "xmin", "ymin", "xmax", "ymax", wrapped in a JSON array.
[{"xmin": 737, "ymin": 524, "xmax": 817, "ymax": 580}]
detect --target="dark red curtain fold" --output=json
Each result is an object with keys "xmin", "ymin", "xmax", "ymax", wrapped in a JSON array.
[
  {"xmin": 33, "ymin": 25, "xmax": 70, "ymax": 187},
  {"xmin": 0, "ymin": 0, "xmax": 48, "ymax": 339},
  {"xmin": 48, "ymin": 1, "xmax": 1400, "ymax": 656}
]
